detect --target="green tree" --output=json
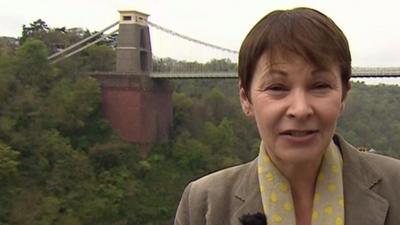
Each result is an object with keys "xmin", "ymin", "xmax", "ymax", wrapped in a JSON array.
[
  {"xmin": 82, "ymin": 44, "xmax": 115, "ymax": 71},
  {"xmin": 14, "ymin": 38, "xmax": 54, "ymax": 90},
  {"xmin": 20, "ymin": 19, "xmax": 50, "ymax": 44},
  {"xmin": 0, "ymin": 141, "xmax": 19, "ymax": 181}
]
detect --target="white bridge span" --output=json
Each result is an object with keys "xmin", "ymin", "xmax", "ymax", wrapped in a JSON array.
[{"xmin": 151, "ymin": 67, "xmax": 400, "ymax": 79}]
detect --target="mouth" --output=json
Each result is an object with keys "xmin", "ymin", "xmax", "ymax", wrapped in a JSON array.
[{"xmin": 280, "ymin": 130, "xmax": 318, "ymax": 137}]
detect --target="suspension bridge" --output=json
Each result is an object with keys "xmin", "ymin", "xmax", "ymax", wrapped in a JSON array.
[
  {"xmin": 47, "ymin": 10, "xmax": 400, "ymax": 147},
  {"xmin": 48, "ymin": 11, "xmax": 400, "ymax": 79}
]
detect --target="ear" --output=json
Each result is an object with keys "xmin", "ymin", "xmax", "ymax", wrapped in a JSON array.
[
  {"xmin": 340, "ymin": 82, "xmax": 351, "ymax": 115},
  {"xmin": 339, "ymin": 101, "xmax": 346, "ymax": 115},
  {"xmin": 239, "ymin": 82, "xmax": 254, "ymax": 117}
]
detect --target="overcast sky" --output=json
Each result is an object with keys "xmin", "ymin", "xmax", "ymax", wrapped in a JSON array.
[{"xmin": 1, "ymin": 0, "xmax": 400, "ymax": 70}]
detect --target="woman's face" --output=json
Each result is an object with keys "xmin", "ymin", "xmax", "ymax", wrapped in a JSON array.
[{"xmin": 240, "ymin": 52, "xmax": 345, "ymax": 167}]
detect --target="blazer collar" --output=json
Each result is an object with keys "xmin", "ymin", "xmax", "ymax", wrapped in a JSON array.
[
  {"xmin": 335, "ymin": 134, "xmax": 389, "ymax": 225},
  {"xmin": 230, "ymin": 158, "xmax": 263, "ymax": 225},
  {"xmin": 230, "ymin": 135, "xmax": 390, "ymax": 225}
]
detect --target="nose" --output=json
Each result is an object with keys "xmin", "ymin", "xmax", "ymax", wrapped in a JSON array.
[{"xmin": 286, "ymin": 89, "xmax": 313, "ymax": 120}]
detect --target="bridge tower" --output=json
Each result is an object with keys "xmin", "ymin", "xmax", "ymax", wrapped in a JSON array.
[
  {"xmin": 95, "ymin": 10, "xmax": 172, "ymax": 148},
  {"xmin": 116, "ymin": 10, "xmax": 152, "ymax": 74}
]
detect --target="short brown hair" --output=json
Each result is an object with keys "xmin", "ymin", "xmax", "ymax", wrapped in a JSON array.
[{"xmin": 238, "ymin": 7, "xmax": 351, "ymax": 98}]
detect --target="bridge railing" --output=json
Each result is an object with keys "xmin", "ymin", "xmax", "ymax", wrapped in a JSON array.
[
  {"xmin": 151, "ymin": 67, "xmax": 400, "ymax": 79},
  {"xmin": 351, "ymin": 67, "xmax": 400, "ymax": 77}
]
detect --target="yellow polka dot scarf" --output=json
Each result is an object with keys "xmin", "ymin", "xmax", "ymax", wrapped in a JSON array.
[{"xmin": 257, "ymin": 141, "xmax": 345, "ymax": 225}]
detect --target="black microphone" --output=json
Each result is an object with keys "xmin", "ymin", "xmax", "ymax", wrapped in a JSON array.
[{"xmin": 239, "ymin": 212, "xmax": 267, "ymax": 225}]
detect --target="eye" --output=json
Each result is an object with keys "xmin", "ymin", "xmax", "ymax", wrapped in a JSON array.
[
  {"xmin": 312, "ymin": 82, "xmax": 331, "ymax": 90},
  {"xmin": 264, "ymin": 84, "xmax": 289, "ymax": 95},
  {"xmin": 268, "ymin": 84, "xmax": 287, "ymax": 91}
]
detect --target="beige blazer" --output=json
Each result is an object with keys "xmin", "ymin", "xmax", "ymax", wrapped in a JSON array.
[{"xmin": 174, "ymin": 135, "xmax": 400, "ymax": 225}]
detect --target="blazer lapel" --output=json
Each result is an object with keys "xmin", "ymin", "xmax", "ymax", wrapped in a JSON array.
[
  {"xmin": 229, "ymin": 135, "xmax": 390, "ymax": 225},
  {"xmin": 230, "ymin": 159, "xmax": 264, "ymax": 225},
  {"xmin": 336, "ymin": 135, "xmax": 389, "ymax": 225}
]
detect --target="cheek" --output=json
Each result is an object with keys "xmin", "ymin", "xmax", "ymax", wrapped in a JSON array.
[
  {"xmin": 252, "ymin": 100, "xmax": 284, "ymax": 131},
  {"xmin": 319, "ymin": 99, "xmax": 343, "ymax": 126}
]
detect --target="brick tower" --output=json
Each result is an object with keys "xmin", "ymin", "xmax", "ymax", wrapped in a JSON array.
[{"xmin": 94, "ymin": 10, "xmax": 172, "ymax": 146}]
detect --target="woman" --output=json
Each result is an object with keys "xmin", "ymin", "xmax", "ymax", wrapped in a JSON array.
[{"xmin": 175, "ymin": 7, "xmax": 400, "ymax": 225}]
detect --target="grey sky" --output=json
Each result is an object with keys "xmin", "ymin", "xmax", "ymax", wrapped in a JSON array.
[{"xmin": 1, "ymin": 0, "xmax": 399, "ymax": 69}]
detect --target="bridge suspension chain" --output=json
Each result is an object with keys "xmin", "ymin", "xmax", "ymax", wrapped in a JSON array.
[{"xmin": 147, "ymin": 21, "xmax": 239, "ymax": 54}]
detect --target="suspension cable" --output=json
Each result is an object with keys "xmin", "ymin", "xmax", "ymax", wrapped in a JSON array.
[
  {"xmin": 147, "ymin": 20, "xmax": 238, "ymax": 54},
  {"xmin": 50, "ymin": 29, "xmax": 119, "ymax": 64},
  {"xmin": 48, "ymin": 21, "xmax": 119, "ymax": 60}
]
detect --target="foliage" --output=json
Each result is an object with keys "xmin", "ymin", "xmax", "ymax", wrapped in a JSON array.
[
  {"xmin": 0, "ymin": 142, "xmax": 19, "ymax": 181},
  {"xmin": 20, "ymin": 19, "xmax": 90, "ymax": 54},
  {"xmin": 13, "ymin": 38, "xmax": 57, "ymax": 93},
  {"xmin": 153, "ymin": 57, "xmax": 236, "ymax": 72},
  {"xmin": 338, "ymin": 82, "xmax": 400, "ymax": 157},
  {"xmin": 82, "ymin": 45, "xmax": 115, "ymax": 71}
]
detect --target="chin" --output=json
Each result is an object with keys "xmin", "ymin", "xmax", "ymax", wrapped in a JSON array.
[{"xmin": 276, "ymin": 146, "xmax": 326, "ymax": 165}]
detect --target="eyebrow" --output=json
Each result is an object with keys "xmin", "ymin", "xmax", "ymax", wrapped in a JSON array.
[
  {"xmin": 267, "ymin": 67, "xmax": 336, "ymax": 78},
  {"xmin": 311, "ymin": 69, "xmax": 337, "ymax": 79},
  {"xmin": 267, "ymin": 68, "xmax": 288, "ymax": 77}
]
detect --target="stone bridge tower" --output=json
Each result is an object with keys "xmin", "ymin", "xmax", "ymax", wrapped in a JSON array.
[{"xmin": 94, "ymin": 10, "xmax": 172, "ymax": 147}]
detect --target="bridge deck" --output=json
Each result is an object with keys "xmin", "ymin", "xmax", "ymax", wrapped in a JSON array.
[
  {"xmin": 150, "ymin": 72, "xmax": 237, "ymax": 79},
  {"xmin": 150, "ymin": 67, "xmax": 400, "ymax": 79}
]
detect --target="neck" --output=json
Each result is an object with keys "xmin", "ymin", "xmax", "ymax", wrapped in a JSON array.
[
  {"xmin": 273, "ymin": 155, "xmax": 323, "ymax": 187},
  {"xmin": 274, "ymin": 159, "xmax": 323, "ymax": 225},
  {"xmin": 281, "ymin": 161, "xmax": 320, "ymax": 207}
]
